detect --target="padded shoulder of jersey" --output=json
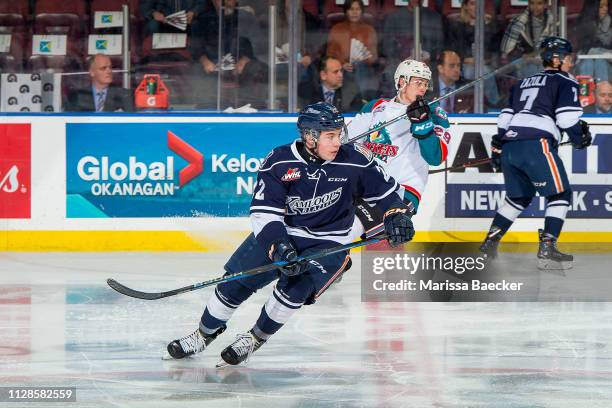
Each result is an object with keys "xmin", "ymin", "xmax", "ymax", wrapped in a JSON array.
[
  {"xmin": 360, "ymin": 98, "xmax": 388, "ymax": 113},
  {"xmin": 336, "ymin": 143, "xmax": 375, "ymax": 165}
]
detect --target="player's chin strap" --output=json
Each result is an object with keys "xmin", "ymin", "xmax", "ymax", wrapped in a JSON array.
[
  {"xmin": 345, "ymin": 57, "xmax": 525, "ymax": 145},
  {"xmin": 298, "ymin": 140, "xmax": 324, "ymax": 164}
]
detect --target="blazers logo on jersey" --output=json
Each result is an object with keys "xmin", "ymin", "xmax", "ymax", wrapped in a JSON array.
[
  {"xmin": 281, "ymin": 167, "xmax": 301, "ymax": 182},
  {"xmin": 286, "ymin": 187, "xmax": 343, "ymax": 215},
  {"xmin": 353, "ymin": 143, "xmax": 374, "ymax": 161}
]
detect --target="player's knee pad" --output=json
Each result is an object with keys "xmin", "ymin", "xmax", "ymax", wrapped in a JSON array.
[
  {"xmin": 546, "ymin": 189, "xmax": 572, "ymax": 206},
  {"xmin": 507, "ymin": 196, "xmax": 533, "ymax": 209},
  {"xmin": 497, "ymin": 196, "xmax": 532, "ymax": 221},
  {"xmin": 216, "ymin": 280, "xmax": 255, "ymax": 306},
  {"xmin": 545, "ymin": 189, "xmax": 572, "ymax": 219}
]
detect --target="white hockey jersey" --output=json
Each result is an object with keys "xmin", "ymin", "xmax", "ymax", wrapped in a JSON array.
[{"xmin": 347, "ymin": 98, "xmax": 450, "ymax": 205}]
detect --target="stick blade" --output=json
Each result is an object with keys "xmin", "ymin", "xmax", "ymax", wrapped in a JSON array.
[{"xmin": 106, "ymin": 278, "xmax": 163, "ymax": 300}]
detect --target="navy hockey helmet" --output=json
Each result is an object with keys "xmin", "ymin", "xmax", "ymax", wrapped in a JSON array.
[
  {"xmin": 297, "ymin": 102, "xmax": 347, "ymax": 143},
  {"xmin": 540, "ymin": 36, "xmax": 573, "ymax": 66}
]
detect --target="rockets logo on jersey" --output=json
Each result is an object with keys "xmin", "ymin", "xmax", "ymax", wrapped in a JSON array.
[
  {"xmin": 286, "ymin": 187, "xmax": 343, "ymax": 215},
  {"xmin": 364, "ymin": 123, "xmax": 398, "ymax": 162},
  {"xmin": 281, "ymin": 167, "xmax": 301, "ymax": 182},
  {"xmin": 363, "ymin": 141, "xmax": 399, "ymax": 158}
]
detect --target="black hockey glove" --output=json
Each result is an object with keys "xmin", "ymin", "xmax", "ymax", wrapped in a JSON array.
[
  {"xmin": 383, "ymin": 207, "xmax": 415, "ymax": 247},
  {"xmin": 269, "ymin": 238, "xmax": 306, "ymax": 277},
  {"xmin": 407, "ymin": 96, "xmax": 430, "ymax": 122},
  {"xmin": 407, "ymin": 97, "xmax": 434, "ymax": 139},
  {"xmin": 574, "ymin": 120, "xmax": 592, "ymax": 150},
  {"xmin": 491, "ymin": 133, "xmax": 503, "ymax": 172}
]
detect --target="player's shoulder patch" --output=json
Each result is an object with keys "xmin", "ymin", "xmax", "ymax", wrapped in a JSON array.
[
  {"xmin": 432, "ymin": 104, "xmax": 448, "ymax": 121},
  {"xmin": 259, "ymin": 143, "xmax": 295, "ymax": 171},
  {"xmin": 552, "ymin": 70, "xmax": 579, "ymax": 85},
  {"xmin": 360, "ymin": 98, "xmax": 387, "ymax": 114},
  {"xmin": 259, "ymin": 149, "xmax": 275, "ymax": 169},
  {"xmin": 353, "ymin": 143, "xmax": 374, "ymax": 161}
]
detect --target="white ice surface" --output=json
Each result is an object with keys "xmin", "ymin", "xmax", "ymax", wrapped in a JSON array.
[{"xmin": 1, "ymin": 252, "xmax": 611, "ymax": 408}]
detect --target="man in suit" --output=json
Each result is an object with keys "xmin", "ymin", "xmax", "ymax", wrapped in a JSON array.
[
  {"xmin": 298, "ymin": 56, "xmax": 364, "ymax": 113},
  {"xmin": 427, "ymin": 50, "xmax": 473, "ymax": 113},
  {"xmin": 64, "ymin": 54, "xmax": 134, "ymax": 112},
  {"xmin": 584, "ymin": 80, "xmax": 612, "ymax": 114}
]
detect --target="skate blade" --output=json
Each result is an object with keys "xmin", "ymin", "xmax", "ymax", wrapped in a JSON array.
[
  {"xmin": 215, "ymin": 358, "xmax": 231, "ymax": 368},
  {"xmin": 537, "ymin": 259, "xmax": 573, "ymax": 271},
  {"xmin": 161, "ymin": 352, "xmax": 175, "ymax": 360}
]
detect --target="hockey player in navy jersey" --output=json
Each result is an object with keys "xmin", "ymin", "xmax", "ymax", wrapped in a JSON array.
[
  {"xmin": 166, "ymin": 102, "xmax": 415, "ymax": 365},
  {"xmin": 479, "ymin": 37, "xmax": 592, "ymax": 270}
]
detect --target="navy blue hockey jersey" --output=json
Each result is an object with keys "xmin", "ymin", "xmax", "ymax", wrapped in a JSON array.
[
  {"xmin": 498, "ymin": 69, "xmax": 583, "ymax": 144},
  {"xmin": 250, "ymin": 140, "xmax": 402, "ymax": 249}
]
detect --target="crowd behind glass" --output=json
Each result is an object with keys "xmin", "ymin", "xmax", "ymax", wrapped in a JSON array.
[{"xmin": 0, "ymin": 0, "xmax": 610, "ymax": 114}]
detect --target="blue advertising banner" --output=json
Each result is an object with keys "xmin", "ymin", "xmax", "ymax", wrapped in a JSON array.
[
  {"xmin": 444, "ymin": 127, "xmax": 612, "ymax": 219},
  {"xmin": 66, "ymin": 122, "xmax": 294, "ymax": 217},
  {"xmin": 446, "ymin": 184, "xmax": 612, "ymax": 218}
]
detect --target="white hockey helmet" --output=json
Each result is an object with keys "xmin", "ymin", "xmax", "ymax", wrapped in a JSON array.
[{"xmin": 393, "ymin": 59, "xmax": 432, "ymax": 90}]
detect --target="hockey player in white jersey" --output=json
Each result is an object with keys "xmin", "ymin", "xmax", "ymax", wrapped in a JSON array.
[{"xmin": 347, "ymin": 59, "xmax": 451, "ymax": 213}]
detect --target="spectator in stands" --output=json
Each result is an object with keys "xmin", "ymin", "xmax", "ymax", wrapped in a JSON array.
[
  {"xmin": 574, "ymin": 0, "xmax": 612, "ymax": 83},
  {"xmin": 501, "ymin": 0, "xmax": 555, "ymax": 78},
  {"xmin": 326, "ymin": 0, "xmax": 378, "ymax": 96},
  {"xmin": 298, "ymin": 56, "xmax": 363, "ymax": 113},
  {"xmin": 446, "ymin": 0, "xmax": 501, "ymax": 107},
  {"xmin": 427, "ymin": 50, "xmax": 473, "ymax": 113},
  {"xmin": 276, "ymin": 0, "xmax": 321, "ymax": 80},
  {"xmin": 584, "ymin": 80, "xmax": 612, "ymax": 114},
  {"xmin": 190, "ymin": 0, "xmax": 268, "ymax": 109},
  {"xmin": 140, "ymin": 0, "xmax": 206, "ymax": 36},
  {"xmin": 380, "ymin": 0, "xmax": 444, "ymax": 95},
  {"xmin": 64, "ymin": 54, "xmax": 133, "ymax": 112}
]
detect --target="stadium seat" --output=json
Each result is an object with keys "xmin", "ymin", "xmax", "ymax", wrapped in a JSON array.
[
  {"xmin": 0, "ymin": 31, "xmax": 25, "ymax": 71},
  {"xmin": 0, "ymin": 0, "xmax": 29, "ymax": 33},
  {"xmin": 34, "ymin": 0, "xmax": 87, "ymax": 37},
  {"xmin": 0, "ymin": 14, "xmax": 27, "ymax": 33},
  {"xmin": 499, "ymin": 0, "xmax": 526, "ymax": 23},
  {"xmin": 27, "ymin": 35, "xmax": 83, "ymax": 73},
  {"xmin": 89, "ymin": 0, "xmax": 141, "ymax": 66},
  {"xmin": 0, "ymin": 0, "xmax": 29, "ymax": 16}
]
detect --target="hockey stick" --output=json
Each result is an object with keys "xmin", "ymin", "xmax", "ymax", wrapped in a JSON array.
[
  {"xmin": 107, "ymin": 234, "xmax": 388, "ymax": 300},
  {"xmin": 345, "ymin": 58, "xmax": 524, "ymax": 145},
  {"xmin": 428, "ymin": 140, "xmax": 573, "ymax": 174}
]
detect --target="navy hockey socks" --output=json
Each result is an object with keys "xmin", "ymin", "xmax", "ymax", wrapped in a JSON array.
[
  {"xmin": 200, "ymin": 283, "xmax": 254, "ymax": 335},
  {"xmin": 543, "ymin": 192, "xmax": 571, "ymax": 238},
  {"xmin": 251, "ymin": 286, "xmax": 304, "ymax": 341},
  {"xmin": 491, "ymin": 196, "xmax": 533, "ymax": 235}
]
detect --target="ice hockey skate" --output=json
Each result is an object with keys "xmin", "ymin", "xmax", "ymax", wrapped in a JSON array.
[
  {"xmin": 537, "ymin": 229, "xmax": 573, "ymax": 270},
  {"xmin": 164, "ymin": 325, "xmax": 226, "ymax": 360},
  {"xmin": 479, "ymin": 226, "xmax": 503, "ymax": 259},
  {"xmin": 216, "ymin": 330, "xmax": 266, "ymax": 368}
]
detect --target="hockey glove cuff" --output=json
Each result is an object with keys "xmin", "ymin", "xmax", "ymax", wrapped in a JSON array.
[
  {"xmin": 491, "ymin": 134, "xmax": 503, "ymax": 172},
  {"xmin": 383, "ymin": 207, "xmax": 415, "ymax": 247},
  {"xmin": 407, "ymin": 97, "xmax": 434, "ymax": 139},
  {"xmin": 269, "ymin": 238, "xmax": 306, "ymax": 277},
  {"xmin": 574, "ymin": 120, "xmax": 592, "ymax": 150}
]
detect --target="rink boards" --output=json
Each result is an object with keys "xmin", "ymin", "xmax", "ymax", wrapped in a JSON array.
[{"xmin": 0, "ymin": 113, "xmax": 610, "ymax": 250}]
